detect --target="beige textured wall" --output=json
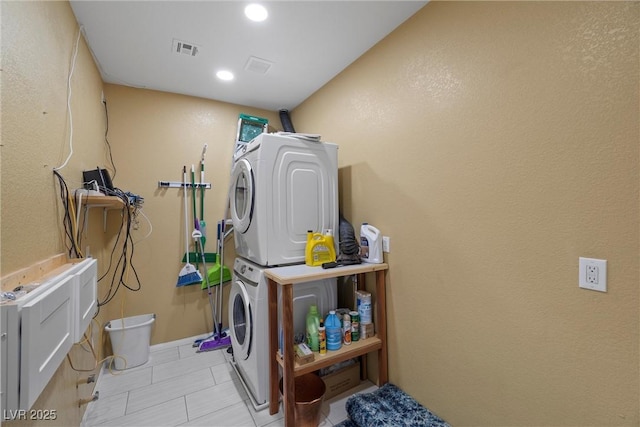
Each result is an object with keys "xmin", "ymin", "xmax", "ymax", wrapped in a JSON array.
[
  {"xmin": 293, "ymin": 1, "xmax": 639, "ymax": 425},
  {"xmin": 99, "ymin": 84, "xmax": 280, "ymax": 344},
  {"xmin": 2, "ymin": 1, "xmax": 106, "ymax": 425},
  {"xmin": 2, "ymin": 0, "xmax": 108, "ymax": 271},
  {"xmin": 4, "ymin": 1, "xmax": 638, "ymax": 425}
]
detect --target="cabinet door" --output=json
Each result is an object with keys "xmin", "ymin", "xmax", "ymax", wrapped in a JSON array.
[
  {"xmin": 73, "ymin": 258, "xmax": 97, "ymax": 343},
  {"xmin": 19, "ymin": 275, "xmax": 75, "ymax": 410},
  {"xmin": 0, "ymin": 303, "xmax": 20, "ymax": 412}
]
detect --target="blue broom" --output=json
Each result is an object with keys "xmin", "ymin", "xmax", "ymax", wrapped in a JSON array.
[{"xmin": 177, "ymin": 166, "xmax": 202, "ymax": 287}]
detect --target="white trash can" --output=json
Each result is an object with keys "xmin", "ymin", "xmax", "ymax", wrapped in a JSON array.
[{"xmin": 105, "ymin": 314, "xmax": 155, "ymax": 370}]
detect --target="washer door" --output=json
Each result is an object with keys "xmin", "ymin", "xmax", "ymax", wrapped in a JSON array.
[
  {"xmin": 229, "ymin": 278, "xmax": 252, "ymax": 361},
  {"xmin": 229, "ymin": 158, "xmax": 254, "ymax": 234}
]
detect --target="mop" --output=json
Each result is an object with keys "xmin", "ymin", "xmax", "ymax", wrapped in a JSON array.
[
  {"xmin": 191, "ymin": 221, "xmax": 230, "ymax": 348},
  {"xmin": 212, "ymin": 219, "xmax": 232, "ymax": 336},
  {"xmin": 195, "ymin": 226, "xmax": 231, "ymax": 352},
  {"xmin": 200, "ymin": 159, "xmax": 231, "ymax": 291}
]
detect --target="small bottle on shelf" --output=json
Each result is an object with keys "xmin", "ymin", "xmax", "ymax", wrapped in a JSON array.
[
  {"xmin": 343, "ymin": 313, "xmax": 352, "ymax": 345},
  {"xmin": 318, "ymin": 320, "xmax": 326, "ymax": 355}
]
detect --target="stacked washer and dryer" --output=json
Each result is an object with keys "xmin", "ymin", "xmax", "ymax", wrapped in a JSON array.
[{"xmin": 227, "ymin": 133, "xmax": 339, "ymax": 410}]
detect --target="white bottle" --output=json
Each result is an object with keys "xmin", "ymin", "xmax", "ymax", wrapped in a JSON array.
[{"xmin": 360, "ymin": 223, "xmax": 383, "ymax": 264}]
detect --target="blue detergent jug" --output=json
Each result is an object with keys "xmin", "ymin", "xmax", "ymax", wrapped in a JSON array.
[{"xmin": 325, "ymin": 310, "xmax": 342, "ymax": 351}]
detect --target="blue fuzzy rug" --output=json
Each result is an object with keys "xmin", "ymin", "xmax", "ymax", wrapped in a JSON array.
[{"xmin": 334, "ymin": 383, "xmax": 449, "ymax": 427}]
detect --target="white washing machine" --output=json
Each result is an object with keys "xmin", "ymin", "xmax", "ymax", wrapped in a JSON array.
[
  {"xmin": 228, "ymin": 257, "xmax": 337, "ymax": 410},
  {"xmin": 230, "ymin": 133, "xmax": 339, "ymax": 267}
]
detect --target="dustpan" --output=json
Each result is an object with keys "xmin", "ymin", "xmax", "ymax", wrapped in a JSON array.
[{"xmin": 201, "ymin": 260, "xmax": 232, "ymax": 289}]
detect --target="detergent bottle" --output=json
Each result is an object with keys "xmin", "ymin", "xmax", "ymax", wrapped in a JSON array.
[
  {"xmin": 306, "ymin": 305, "xmax": 320, "ymax": 352},
  {"xmin": 305, "ymin": 230, "xmax": 337, "ymax": 266},
  {"xmin": 360, "ymin": 223, "xmax": 383, "ymax": 264},
  {"xmin": 325, "ymin": 310, "xmax": 342, "ymax": 351}
]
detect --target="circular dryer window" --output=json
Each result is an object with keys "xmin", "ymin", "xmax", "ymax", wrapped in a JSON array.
[
  {"xmin": 230, "ymin": 280, "xmax": 252, "ymax": 360},
  {"xmin": 230, "ymin": 158, "xmax": 253, "ymax": 234}
]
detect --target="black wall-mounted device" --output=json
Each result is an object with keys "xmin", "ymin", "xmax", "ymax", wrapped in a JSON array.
[{"xmin": 82, "ymin": 168, "xmax": 114, "ymax": 193}]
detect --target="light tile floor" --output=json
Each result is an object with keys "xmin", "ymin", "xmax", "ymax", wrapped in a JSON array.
[{"xmin": 81, "ymin": 336, "xmax": 377, "ymax": 426}]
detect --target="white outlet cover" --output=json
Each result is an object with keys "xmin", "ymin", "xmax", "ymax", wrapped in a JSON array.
[
  {"xmin": 579, "ymin": 257, "xmax": 607, "ymax": 292},
  {"xmin": 382, "ymin": 236, "xmax": 390, "ymax": 253}
]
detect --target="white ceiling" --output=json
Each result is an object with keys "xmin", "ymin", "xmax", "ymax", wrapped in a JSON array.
[{"xmin": 69, "ymin": 1, "xmax": 427, "ymax": 111}]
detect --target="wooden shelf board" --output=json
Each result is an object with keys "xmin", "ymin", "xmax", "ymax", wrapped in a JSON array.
[
  {"xmin": 265, "ymin": 263, "xmax": 388, "ymax": 285},
  {"xmin": 277, "ymin": 336, "xmax": 382, "ymax": 376},
  {"xmin": 83, "ymin": 195, "xmax": 125, "ymax": 209}
]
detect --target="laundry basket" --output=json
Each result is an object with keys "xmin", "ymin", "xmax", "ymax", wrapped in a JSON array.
[{"xmin": 105, "ymin": 314, "xmax": 155, "ymax": 370}]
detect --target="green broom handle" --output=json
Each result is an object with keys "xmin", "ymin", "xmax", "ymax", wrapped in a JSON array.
[
  {"xmin": 191, "ymin": 165, "xmax": 198, "ymax": 229},
  {"xmin": 200, "ymin": 144, "xmax": 207, "ymax": 224},
  {"xmin": 200, "ymin": 161, "xmax": 205, "ymax": 219}
]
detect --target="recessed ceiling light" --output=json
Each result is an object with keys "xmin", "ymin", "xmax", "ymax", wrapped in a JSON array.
[
  {"xmin": 245, "ymin": 4, "xmax": 268, "ymax": 22},
  {"xmin": 216, "ymin": 70, "xmax": 234, "ymax": 81}
]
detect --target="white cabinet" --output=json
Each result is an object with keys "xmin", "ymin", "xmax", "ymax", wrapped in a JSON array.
[
  {"xmin": 73, "ymin": 259, "xmax": 98, "ymax": 343},
  {"xmin": 20, "ymin": 275, "xmax": 75, "ymax": 410},
  {"xmin": 0, "ymin": 258, "xmax": 97, "ymax": 411}
]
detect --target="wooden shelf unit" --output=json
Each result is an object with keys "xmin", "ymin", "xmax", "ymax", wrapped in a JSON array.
[
  {"xmin": 265, "ymin": 262, "xmax": 389, "ymax": 427},
  {"xmin": 83, "ymin": 195, "xmax": 126, "ymax": 209},
  {"xmin": 81, "ymin": 195, "xmax": 126, "ymax": 232},
  {"xmin": 276, "ymin": 335, "xmax": 382, "ymax": 377}
]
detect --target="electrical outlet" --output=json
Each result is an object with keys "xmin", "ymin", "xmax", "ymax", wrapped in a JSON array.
[
  {"xmin": 382, "ymin": 236, "xmax": 390, "ymax": 253},
  {"xmin": 579, "ymin": 257, "xmax": 607, "ymax": 292},
  {"xmin": 586, "ymin": 265, "xmax": 599, "ymax": 284}
]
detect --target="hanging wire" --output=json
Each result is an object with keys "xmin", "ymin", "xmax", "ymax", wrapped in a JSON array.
[
  {"xmin": 102, "ymin": 100, "xmax": 117, "ymax": 180},
  {"xmin": 53, "ymin": 25, "xmax": 83, "ymax": 172},
  {"xmin": 53, "ymin": 170, "xmax": 83, "ymax": 258},
  {"xmin": 97, "ymin": 188, "xmax": 142, "ymax": 308}
]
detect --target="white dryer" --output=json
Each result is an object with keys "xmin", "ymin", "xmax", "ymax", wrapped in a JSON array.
[
  {"xmin": 230, "ymin": 133, "xmax": 338, "ymax": 267},
  {"xmin": 228, "ymin": 257, "xmax": 336, "ymax": 410}
]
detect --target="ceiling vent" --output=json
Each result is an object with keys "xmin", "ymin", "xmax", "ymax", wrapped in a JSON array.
[
  {"xmin": 244, "ymin": 56, "xmax": 273, "ymax": 74},
  {"xmin": 172, "ymin": 39, "xmax": 199, "ymax": 57}
]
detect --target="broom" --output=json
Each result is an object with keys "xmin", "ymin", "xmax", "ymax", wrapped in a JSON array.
[{"xmin": 177, "ymin": 165, "xmax": 203, "ymax": 287}]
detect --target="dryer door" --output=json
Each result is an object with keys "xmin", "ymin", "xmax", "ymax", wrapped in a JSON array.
[
  {"xmin": 229, "ymin": 158, "xmax": 254, "ymax": 234},
  {"xmin": 229, "ymin": 278, "xmax": 252, "ymax": 360}
]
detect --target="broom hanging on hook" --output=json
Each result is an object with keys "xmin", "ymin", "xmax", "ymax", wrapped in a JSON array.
[
  {"xmin": 178, "ymin": 152, "xmax": 214, "ymax": 266},
  {"xmin": 191, "ymin": 164, "xmax": 204, "ymax": 268},
  {"xmin": 177, "ymin": 166, "xmax": 203, "ymax": 287}
]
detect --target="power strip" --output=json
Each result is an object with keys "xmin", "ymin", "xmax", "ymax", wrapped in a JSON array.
[{"xmin": 75, "ymin": 188, "xmax": 105, "ymax": 197}]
